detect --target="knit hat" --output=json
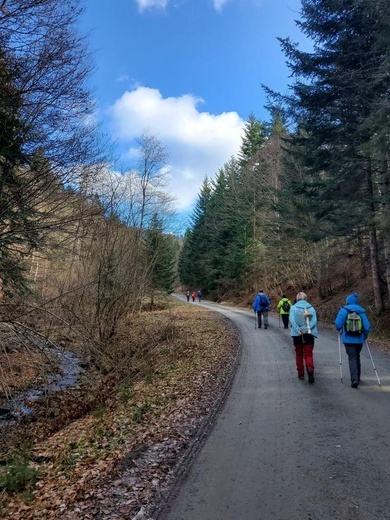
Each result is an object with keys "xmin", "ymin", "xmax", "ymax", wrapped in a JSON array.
[{"xmin": 296, "ymin": 292, "xmax": 307, "ymax": 301}]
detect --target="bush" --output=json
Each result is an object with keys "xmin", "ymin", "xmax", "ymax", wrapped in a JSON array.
[{"xmin": 0, "ymin": 454, "xmax": 38, "ymax": 493}]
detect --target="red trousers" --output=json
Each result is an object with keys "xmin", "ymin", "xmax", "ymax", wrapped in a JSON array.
[{"xmin": 295, "ymin": 344, "xmax": 314, "ymax": 377}]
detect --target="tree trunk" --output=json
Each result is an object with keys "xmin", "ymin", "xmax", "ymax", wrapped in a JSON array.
[
  {"xmin": 368, "ymin": 224, "xmax": 383, "ymax": 314},
  {"xmin": 379, "ymin": 157, "xmax": 390, "ymax": 303},
  {"xmin": 357, "ymin": 232, "xmax": 367, "ymax": 279},
  {"xmin": 366, "ymin": 158, "xmax": 383, "ymax": 314}
]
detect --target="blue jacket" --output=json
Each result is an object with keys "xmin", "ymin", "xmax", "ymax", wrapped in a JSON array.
[
  {"xmin": 334, "ymin": 293, "xmax": 371, "ymax": 344},
  {"xmin": 253, "ymin": 292, "xmax": 270, "ymax": 311},
  {"xmin": 290, "ymin": 300, "xmax": 318, "ymax": 338}
]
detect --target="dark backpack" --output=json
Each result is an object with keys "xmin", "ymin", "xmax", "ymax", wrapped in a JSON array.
[
  {"xmin": 282, "ymin": 300, "xmax": 291, "ymax": 312},
  {"xmin": 344, "ymin": 309, "xmax": 363, "ymax": 335}
]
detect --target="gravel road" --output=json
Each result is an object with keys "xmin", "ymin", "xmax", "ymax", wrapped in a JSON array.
[{"xmin": 159, "ymin": 298, "xmax": 390, "ymax": 520}]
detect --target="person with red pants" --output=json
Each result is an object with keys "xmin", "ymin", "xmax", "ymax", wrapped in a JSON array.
[{"xmin": 289, "ymin": 292, "xmax": 318, "ymax": 383}]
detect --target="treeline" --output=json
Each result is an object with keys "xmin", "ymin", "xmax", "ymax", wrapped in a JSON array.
[
  {"xmin": 178, "ymin": 0, "xmax": 390, "ymax": 313},
  {"xmin": 0, "ymin": 1, "xmax": 178, "ymax": 376}
]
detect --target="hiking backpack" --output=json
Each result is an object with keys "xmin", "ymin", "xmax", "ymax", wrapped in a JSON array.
[
  {"xmin": 282, "ymin": 300, "xmax": 291, "ymax": 312},
  {"xmin": 259, "ymin": 294, "xmax": 268, "ymax": 307},
  {"xmin": 344, "ymin": 310, "xmax": 363, "ymax": 335}
]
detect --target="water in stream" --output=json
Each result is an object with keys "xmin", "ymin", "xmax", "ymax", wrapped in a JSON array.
[{"xmin": 0, "ymin": 350, "xmax": 82, "ymax": 424}]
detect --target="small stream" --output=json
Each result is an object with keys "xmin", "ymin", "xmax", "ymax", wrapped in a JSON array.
[{"xmin": 0, "ymin": 350, "xmax": 82, "ymax": 425}]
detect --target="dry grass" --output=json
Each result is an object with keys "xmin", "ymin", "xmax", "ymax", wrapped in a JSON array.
[{"xmin": 0, "ymin": 298, "xmax": 240, "ymax": 519}]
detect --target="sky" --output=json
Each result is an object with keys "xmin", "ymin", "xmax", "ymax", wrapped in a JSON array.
[{"xmin": 78, "ymin": 0, "xmax": 307, "ymax": 231}]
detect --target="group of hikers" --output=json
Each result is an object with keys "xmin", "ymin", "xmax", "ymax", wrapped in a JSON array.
[
  {"xmin": 253, "ymin": 290, "xmax": 371, "ymax": 389},
  {"xmin": 185, "ymin": 289, "xmax": 202, "ymax": 303}
]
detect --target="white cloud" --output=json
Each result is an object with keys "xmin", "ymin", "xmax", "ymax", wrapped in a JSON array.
[
  {"xmin": 136, "ymin": 0, "xmax": 168, "ymax": 12},
  {"xmin": 135, "ymin": 0, "xmax": 231, "ymax": 13},
  {"xmin": 108, "ymin": 86, "xmax": 244, "ymax": 211},
  {"xmin": 212, "ymin": 0, "xmax": 230, "ymax": 12},
  {"xmin": 116, "ymin": 74, "xmax": 129, "ymax": 83}
]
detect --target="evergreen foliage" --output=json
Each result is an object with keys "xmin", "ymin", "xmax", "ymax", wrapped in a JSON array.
[
  {"xmin": 262, "ymin": 0, "xmax": 390, "ymax": 309},
  {"xmin": 145, "ymin": 214, "xmax": 179, "ymax": 297},
  {"xmin": 0, "ymin": 0, "xmax": 107, "ymax": 293},
  {"xmin": 267, "ymin": 0, "xmax": 390, "ymax": 239},
  {"xmin": 238, "ymin": 114, "xmax": 268, "ymax": 166}
]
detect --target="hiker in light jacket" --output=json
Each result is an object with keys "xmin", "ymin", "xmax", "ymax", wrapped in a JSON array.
[
  {"xmin": 277, "ymin": 295, "xmax": 292, "ymax": 329},
  {"xmin": 290, "ymin": 292, "xmax": 318, "ymax": 383},
  {"xmin": 253, "ymin": 290, "xmax": 271, "ymax": 329},
  {"xmin": 335, "ymin": 293, "xmax": 371, "ymax": 388}
]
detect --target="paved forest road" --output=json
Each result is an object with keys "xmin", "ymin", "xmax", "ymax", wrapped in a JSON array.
[{"xmin": 159, "ymin": 296, "xmax": 390, "ymax": 520}]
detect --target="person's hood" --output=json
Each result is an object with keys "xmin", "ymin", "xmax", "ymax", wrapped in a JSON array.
[
  {"xmin": 294, "ymin": 300, "xmax": 312, "ymax": 309},
  {"xmin": 346, "ymin": 293, "xmax": 358, "ymax": 305}
]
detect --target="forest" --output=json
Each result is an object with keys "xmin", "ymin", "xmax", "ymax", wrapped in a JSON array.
[
  {"xmin": 179, "ymin": 0, "xmax": 390, "ymax": 320},
  {"xmin": 1, "ymin": 0, "xmax": 390, "ymax": 517}
]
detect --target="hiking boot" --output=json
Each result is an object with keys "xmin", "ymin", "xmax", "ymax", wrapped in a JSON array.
[
  {"xmin": 298, "ymin": 375, "xmax": 304, "ymax": 380},
  {"xmin": 307, "ymin": 370, "xmax": 315, "ymax": 384},
  {"xmin": 351, "ymin": 380, "xmax": 359, "ymax": 388},
  {"xmin": 264, "ymin": 325, "xmax": 268, "ymax": 329}
]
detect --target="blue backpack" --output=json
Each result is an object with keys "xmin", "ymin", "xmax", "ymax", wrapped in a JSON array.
[{"xmin": 260, "ymin": 294, "xmax": 268, "ymax": 308}]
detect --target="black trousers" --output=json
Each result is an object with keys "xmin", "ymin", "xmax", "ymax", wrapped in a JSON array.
[
  {"xmin": 281, "ymin": 314, "xmax": 289, "ymax": 329},
  {"xmin": 345, "ymin": 343, "xmax": 363, "ymax": 382}
]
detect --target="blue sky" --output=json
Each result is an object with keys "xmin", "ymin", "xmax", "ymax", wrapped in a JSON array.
[{"xmin": 78, "ymin": 0, "xmax": 306, "ymax": 228}]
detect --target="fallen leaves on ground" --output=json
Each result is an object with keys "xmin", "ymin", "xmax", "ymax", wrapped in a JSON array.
[{"xmin": 1, "ymin": 301, "xmax": 241, "ymax": 519}]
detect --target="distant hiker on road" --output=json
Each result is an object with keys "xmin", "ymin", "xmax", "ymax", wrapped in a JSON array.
[
  {"xmin": 277, "ymin": 294, "xmax": 292, "ymax": 329},
  {"xmin": 192, "ymin": 291, "xmax": 196, "ymax": 302},
  {"xmin": 290, "ymin": 292, "xmax": 318, "ymax": 383},
  {"xmin": 253, "ymin": 290, "xmax": 271, "ymax": 329},
  {"xmin": 334, "ymin": 293, "xmax": 371, "ymax": 388},
  {"xmin": 186, "ymin": 290, "xmax": 190, "ymax": 302},
  {"xmin": 197, "ymin": 289, "xmax": 202, "ymax": 302}
]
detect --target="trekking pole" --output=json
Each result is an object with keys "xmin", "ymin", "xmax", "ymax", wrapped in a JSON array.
[
  {"xmin": 338, "ymin": 334, "xmax": 343, "ymax": 383},
  {"xmin": 279, "ymin": 314, "xmax": 280, "ymax": 328},
  {"xmin": 304, "ymin": 308, "xmax": 312, "ymax": 334},
  {"xmin": 365, "ymin": 340, "xmax": 382, "ymax": 387}
]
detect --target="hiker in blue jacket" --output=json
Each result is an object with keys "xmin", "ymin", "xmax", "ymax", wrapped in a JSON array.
[
  {"xmin": 290, "ymin": 292, "xmax": 318, "ymax": 383},
  {"xmin": 335, "ymin": 293, "xmax": 371, "ymax": 388},
  {"xmin": 253, "ymin": 290, "xmax": 271, "ymax": 329}
]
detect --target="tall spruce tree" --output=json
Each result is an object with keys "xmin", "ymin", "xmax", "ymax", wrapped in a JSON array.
[
  {"xmin": 238, "ymin": 114, "xmax": 268, "ymax": 167},
  {"xmin": 145, "ymin": 214, "xmax": 178, "ymax": 303},
  {"xmin": 265, "ymin": 0, "xmax": 390, "ymax": 311},
  {"xmin": 178, "ymin": 178, "xmax": 212, "ymax": 291},
  {"xmin": 0, "ymin": 45, "xmax": 38, "ymax": 290},
  {"xmin": 202, "ymin": 158, "xmax": 252, "ymax": 296}
]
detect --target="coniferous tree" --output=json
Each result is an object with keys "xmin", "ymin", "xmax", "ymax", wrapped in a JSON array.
[
  {"xmin": 145, "ymin": 214, "xmax": 179, "ymax": 302},
  {"xmin": 238, "ymin": 114, "xmax": 268, "ymax": 167},
  {"xmin": 177, "ymin": 229, "xmax": 193, "ymax": 288},
  {"xmin": 0, "ymin": 45, "xmax": 38, "ymax": 290},
  {"xmin": 0, "ymin": 0, "xmax": 107, "ymax": 293},
  {"xmin": 265, "ymin": 0, "xmax": 390, "ymax": 311},
  {"xmin": 180, "ymin": 178, "xmax": 212, "ymax": 291}
]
